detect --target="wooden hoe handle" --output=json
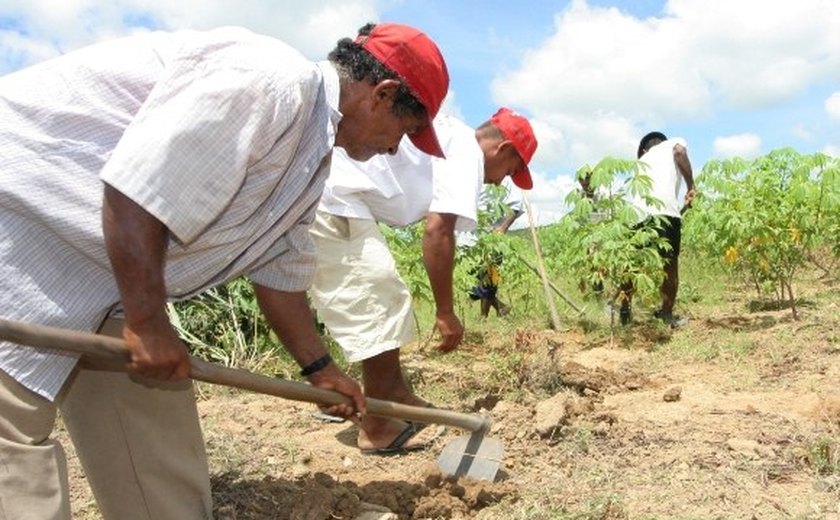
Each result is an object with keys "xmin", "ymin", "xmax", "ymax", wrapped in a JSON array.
[{"xmin": 0, "ymin": 318, "xmax": 489, "ymax": 433}]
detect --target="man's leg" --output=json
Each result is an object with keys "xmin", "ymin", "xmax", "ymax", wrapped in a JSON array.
[
  {"xmin": 361, "ymin": 350, "xmax": 424, "ymax": 406},
  {"xmin": 655, "ymin": 216, "xmax": 687, "ymax": 327},
  {"xmin": 655, "ymin": 256, "xmax": 687, "ymax": 328},
  {"xmin": 620, "ymin": 218, "xmax": 652, "ymax": 326},
  {"xmin": 660, "ymin": 216, "xmax": 682, "ymax": 315},
  {"xmin": 479, "ymin": 298, "xmax": 492, "ymax": 318},
  {"xmin": 618, "ymin": 280, "xmax": 634, "ymax": 325},
  {"xmin": 0, "ymin": 369, "xmax": 70, "ymax": 520},
  {"xmin": 660, "ymin": 256, "xmax": 679, "ymax": 315},
  {"xmin": 309, "ymin": 212, "xmax": 415, "ymax": 360},
  {"xmin": 59, "ymin": 319, "xmax": 212, "ymax": 520},
  {"xmin": 493, "ymin": 297, "xmax": 510, "ymax": 317},
  {"xmin": 357, "ymin": 350, "xmax": 431, "ymax": 450},
  {"xmin": 309, "ymin": 213, "xmax": 430, "ymax": 450}
]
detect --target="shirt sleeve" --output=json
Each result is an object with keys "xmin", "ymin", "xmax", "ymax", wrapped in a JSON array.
[
  {"xmin": 427, "ymin": 133, "xmax": 483, "ymax": 232},
  {"xmin": 100, "ymin": 55, "xmax": 300, "ymax": 244}
]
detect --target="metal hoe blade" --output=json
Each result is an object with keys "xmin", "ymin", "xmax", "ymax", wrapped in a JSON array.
[{"xmin": 436, "ymin": 430, "xmax": 504, "ymax": 481}]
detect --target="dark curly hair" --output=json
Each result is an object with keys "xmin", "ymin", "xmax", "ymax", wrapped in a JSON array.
[
  {"xmin": 328, "ymin": 23, "xmax": 428, "ymax": 119},
  {"xmin": 637, "ymin": 131, "xmax": 667, "ymax": 158}
]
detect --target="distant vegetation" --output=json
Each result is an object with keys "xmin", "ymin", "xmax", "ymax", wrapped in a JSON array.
[{"xmin": 169, "ymin": 148, "xmax": 840, "ymax": 370}]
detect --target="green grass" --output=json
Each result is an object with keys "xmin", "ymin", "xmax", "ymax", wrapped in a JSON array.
[
  {"xmin": 807, "ymin": 435, "xmax": 840, "ymax": 476},
  {"xmin": 664, "ymin": 327, "xmax": 757, "ymax": 362}
]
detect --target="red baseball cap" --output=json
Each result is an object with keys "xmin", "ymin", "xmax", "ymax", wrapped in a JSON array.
[
  {"xmin": 491, "ymin": 107, "xmax": 537, "ymax": 190},
  {"xmin": 355, "ymin": 23, "xmax": 449, "ymax": 158}
]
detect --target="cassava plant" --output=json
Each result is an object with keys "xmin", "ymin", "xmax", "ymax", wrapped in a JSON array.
[
  {"xmin": 687, "ymin": 149, "xmax": 839, "ymax": 319},
  {"xmin": 808, "ymin": 152, "xmax": 840, "ymax": 276},
  {"xmin": 540, "ymin": 157, "xmax": 671, "ymax": 328},
  {"xmin": 454, "ymin": 183, "xmax": 530, "ymax": 304}
]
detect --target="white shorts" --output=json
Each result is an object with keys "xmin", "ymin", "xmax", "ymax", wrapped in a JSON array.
[{"xmin": 308, "ymin": 211, "xmax": 415, "ymax": 362}]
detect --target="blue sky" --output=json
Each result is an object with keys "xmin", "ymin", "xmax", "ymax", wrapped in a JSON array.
[{"xmin": 2, "ymin": 0, "xmax": 839, "ymax": 223}]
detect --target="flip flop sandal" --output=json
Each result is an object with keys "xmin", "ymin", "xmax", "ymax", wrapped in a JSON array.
[{"xmin": 359, "ymin": 423, "xmax": 436, "ymax": 455}]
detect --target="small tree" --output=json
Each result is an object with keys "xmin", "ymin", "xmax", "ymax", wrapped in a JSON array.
[
  {"xmin": 453, "ymin": 184, "xmax": 531, "ymax": 316},
  {"xmin": 687, "ymin": 149, "xmax": 838, "ymax": 319},
  {"xmin": 808, "ymin": 153, "xmax": 840, "ymax": 277},
  {"xmin": 541, "ymin": 157, "xmax": 670, "ymax": 328}
]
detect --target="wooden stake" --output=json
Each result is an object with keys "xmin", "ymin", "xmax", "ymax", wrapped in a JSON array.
[
  {"xmin": 522, "ymin": 193, "xmax": 561, "ymax": 330},
  {"xmin": 517, "ymin": 256, "xmax": 583, "ymax": 314}
]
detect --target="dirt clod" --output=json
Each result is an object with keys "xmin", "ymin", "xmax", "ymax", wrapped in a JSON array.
[{"xmin": 663, "ymin": 386, "xmax": 682, "ymax": 401}]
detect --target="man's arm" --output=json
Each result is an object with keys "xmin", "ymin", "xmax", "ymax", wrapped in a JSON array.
[
  {"xmin": 673, "ymin": 143, "xmax": 696, "ymax": 210},
  {"xmin": 422, "ymin": 212, "xmax": 464, "ymax": 352},
  {"xmin": 102, "ymin": 185, "xmax": 191, "ymax": 380},
  {"xmin": 252, "ymin": 285, "xmax": 366, "ymax": 418}
]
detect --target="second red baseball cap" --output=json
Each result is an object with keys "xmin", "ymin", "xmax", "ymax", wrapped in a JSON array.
[
  {"xmin": 491, "ymin": 107, "xmax": 537, "ymax": 189},
  {"xmin": 356, "ymin": 23, "xmax": 449, "ymax": 158}
]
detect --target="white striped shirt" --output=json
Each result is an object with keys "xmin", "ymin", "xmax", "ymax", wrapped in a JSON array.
[{"xmin": 0, "ymin": 27, "xmax": 341, "ymax": 400}]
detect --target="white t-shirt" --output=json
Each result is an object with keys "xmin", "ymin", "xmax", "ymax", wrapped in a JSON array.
[
  {"xmin": 319, "ymin": 114, "xmax": 483, "ymax": 232},
  {"xmin": 632, "ymin": 137, "xmax": 688, "ymax": 219}
]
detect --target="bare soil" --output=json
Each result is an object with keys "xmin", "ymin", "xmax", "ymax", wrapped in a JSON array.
[{"xmin": 62, "ymin": 282, "xmax": 840, "ymax": 519}]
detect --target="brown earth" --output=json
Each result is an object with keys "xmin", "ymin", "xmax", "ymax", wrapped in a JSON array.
[{"xmin": 62, "ymin": 285, "xmax": 840, "ymax": 519}]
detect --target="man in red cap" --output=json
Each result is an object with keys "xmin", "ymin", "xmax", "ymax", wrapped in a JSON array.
[
  {"xmin": 0, "ymin": 22, "xmax": 448, "ymax": 520},
  {"xmin": 309, "ymin": 107, "xmax": 536, "ymax": 453}
]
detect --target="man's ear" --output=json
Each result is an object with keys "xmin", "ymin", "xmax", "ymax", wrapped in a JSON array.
[
  {"xmin": 496, "ymin": 139, "xmax": 517, "ymax": 157},
  {"xmin": 371, "ymin": 79, "xmax": 401, "ymax": 106}
]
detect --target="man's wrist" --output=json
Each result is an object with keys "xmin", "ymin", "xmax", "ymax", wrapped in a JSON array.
[
  {"xmin": 300, "ymin": 353, "xmax": 332, "ymax": 377},
  {"xmin": 435, "ymin": 306, "xmax": 455, "ymax": 316}
]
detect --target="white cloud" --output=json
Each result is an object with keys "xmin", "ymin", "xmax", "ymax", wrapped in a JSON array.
[
  {"xmin": 530, "ymin": 111, "xmax": 641, "ymax": 176},
  {"xmin": 823, "ymin": 144, "xmax": 840, "ymax": 157},
  {"xmin": 0, "ymin": 0, "xmax": 379, "ymax": 71},
  {"xmin": 791, "ymin": 124, "xmax": 813, "ymax": 141},
  {"xmin": 665, "ymin": 0, "xmax": 840, "ymax": 109},
  {"xmin": 512, "ymin": 170, "xmax": 579, "ymax": 227},
  {"xmin": 491, "ymin": 0, "xmax": 840, "ymax": 173},
  {"xmin": 712, "ymin": 133, "xmax": 762, "ymax": 159},
  {"xmin": 440, "ymin": 91, "xmax": 465, "ymax": 121},
  {"xmin": 0, "ymin": 28, "xmax": 57, "ymax": 72},
  {"xmin": 826, "ymin": 92, "xmax": 840, "ymax": 120},
  {"xmin": 494, "ymin": 1, "xmax": 712, "ymax": 122}
]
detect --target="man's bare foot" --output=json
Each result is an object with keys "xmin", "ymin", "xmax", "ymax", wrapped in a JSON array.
[{"xmin": 374, "ymin": 388, "xmax": 430, "ymax": 409}]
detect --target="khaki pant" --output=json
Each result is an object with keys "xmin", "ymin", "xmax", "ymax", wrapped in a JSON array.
[
  {"xmin": 0, "ymin": 319, "xmax": 212, "ymax": 520},
  {"xmin": 309, "ymin": 211, "xmax": 414, "ymax": 362}
]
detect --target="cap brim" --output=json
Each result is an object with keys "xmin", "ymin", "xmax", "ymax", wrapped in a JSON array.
[
  {"xmin": 512, "ymin": 167, "xmax": 533, "ymax": 190},
  {"xmin": 408, "ymin": 121, "xmax": 445, "ymax": 158}
]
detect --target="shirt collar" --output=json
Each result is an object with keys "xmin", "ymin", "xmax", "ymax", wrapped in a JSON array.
[{"xmin": 316, "ymin": 61, "xmax": 342, "ymax": 130}]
